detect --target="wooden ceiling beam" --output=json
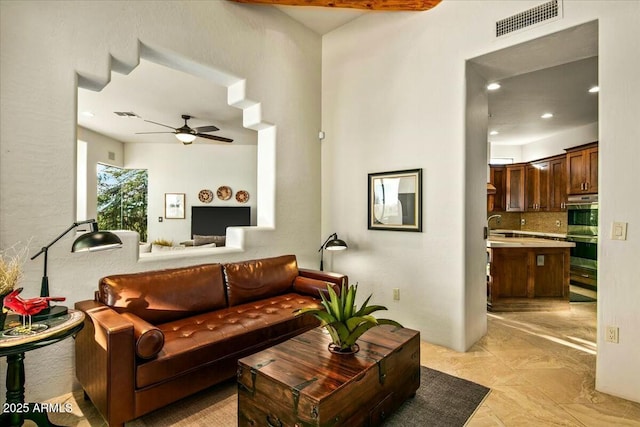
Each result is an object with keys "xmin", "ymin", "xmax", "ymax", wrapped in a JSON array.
[{"xmin": 228, "ymin": 0, "xmax": 442, "ymax": 12}]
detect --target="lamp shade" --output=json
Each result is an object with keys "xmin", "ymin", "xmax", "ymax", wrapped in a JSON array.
[
  {"xmin": 325, "ymin": 237, "xmax": 348, "ymax": 251},
  {"xmin": 72, "ymin": 231, "xmax": 123, "ymax": 253},
  {"xmin": 176, "ymin": 132, "xmax": 196, "ymax": 144}
]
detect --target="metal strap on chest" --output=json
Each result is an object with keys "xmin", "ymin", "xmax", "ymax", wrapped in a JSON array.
[
  {"xmin": 292, "ymin": 377, "xmax": 317, "ymax": 415},
  {"xmin": 237, "ymin": 358, "xmax": 275, "ymax": 396}
]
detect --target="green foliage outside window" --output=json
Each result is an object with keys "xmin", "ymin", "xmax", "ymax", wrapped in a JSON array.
[{"xmin": 97, "ymin": 164, "xmax": 148, "ymax": 242}]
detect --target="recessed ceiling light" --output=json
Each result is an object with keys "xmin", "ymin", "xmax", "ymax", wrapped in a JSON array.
[
  {"xmin": 487, "ymin": 83, "xmax": 501, "ymax": 91},
  {"xmin": 541, "ymin": 113, "xmax": 554, "ymax": 119},
  {"xmin": 489, "ymin": 130, "xmax": 499, "ymax": 135},
  {"xmin": 588, "ymin": 86, "xmax": 600, "ymax": 93},
  {"xmin": 81, "ymin": 111, "xmax": 95, "ymax": 118}
]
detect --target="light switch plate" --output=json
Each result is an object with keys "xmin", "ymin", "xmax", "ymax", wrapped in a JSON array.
[{"xmin": 611, "ymin": 222, "xmax": 627, "ymax": 240}]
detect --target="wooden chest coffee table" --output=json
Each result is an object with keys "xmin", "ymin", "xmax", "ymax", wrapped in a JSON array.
[{"xmin": 237, "ymin": 325, "xmax": 420, "ymax": 426}]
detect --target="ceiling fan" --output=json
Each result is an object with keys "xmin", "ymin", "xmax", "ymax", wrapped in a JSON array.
[{"xmin": 136, "ymin": 114, "xmax": 233, "ymax": 145}]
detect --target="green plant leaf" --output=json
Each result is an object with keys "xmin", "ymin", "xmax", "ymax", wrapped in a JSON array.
[
  {"xmin": 344, "ymin": 322, "xmax": 379, "ymax": 346},
  {"xmin": 343, "ymin": 283, "xmax": 356, "ymax": 319},
  {"xmin": 326, "ymin": 284, "xmax": 343, "ymax": 321},
  {"xmin": 357, "ymin": 304, "xmax": 389, "ymax": 316},
  {"xmin": 377, "ymin": 318, "xmax": 404, "ymax": 328},
  {"xmin": 354, "ymin": 293, "xmax": 373, "ymax": 316},
  {"xmin": 329, "ymin": 321, "xmax": 351, "ymax": 343},
  {"xmin": 345, "ymin": 316, "xmax": 376, "ymax": 332}
]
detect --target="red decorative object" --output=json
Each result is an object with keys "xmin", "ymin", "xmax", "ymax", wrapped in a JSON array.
[{"xmin": 3, "ymin": 287, "xmax": 65, "ymax": 317}]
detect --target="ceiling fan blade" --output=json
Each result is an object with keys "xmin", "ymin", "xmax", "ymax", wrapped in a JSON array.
[
  {"xmin": 194, "ymin": 125, "xmax": 220, "ymax": 133},
  {"xmin": 143, "ymin": 119, "xmax": 177, "ymax": 130},
  {"xmin": 198, "ymin": 134, "xmax": 233, "ymax": 143},
  {"xmin": 135, "ymin": 131, "xmax": 175, "ymax": 135}
]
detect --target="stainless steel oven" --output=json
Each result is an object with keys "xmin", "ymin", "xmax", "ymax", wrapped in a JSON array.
[{"xmin": 566, "ymin": 195, "xmax": 598, "ymax": 289}]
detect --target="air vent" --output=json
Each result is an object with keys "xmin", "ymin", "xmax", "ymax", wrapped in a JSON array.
[
  {"xmin": 113, "ymin": 111, "xmax": 139, "ymax": 117},
  {"xmin": 496, "ymin": 0, "xmax": 561, "ymax": 37}
]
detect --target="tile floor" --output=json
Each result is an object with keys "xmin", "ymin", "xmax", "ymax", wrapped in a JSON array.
[
  {"xmin": 421, "ymin": 296, "xmax": 640, "ymax": 426},
  {"xmin": 36, "ymin": 295, "xmax": 640, "ymax": 426}
]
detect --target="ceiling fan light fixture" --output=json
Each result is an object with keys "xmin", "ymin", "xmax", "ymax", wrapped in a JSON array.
[{"xmin": 176, "ymin": 132, "xmax": 196, "ymax": 144}]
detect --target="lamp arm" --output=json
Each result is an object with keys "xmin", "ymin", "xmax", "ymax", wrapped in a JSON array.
[
  {"xmin": 318, "ymin": 233, "xmax": 338, "ymax": 252},
  {"xmin": 30, "ymin": 219, "xmax": 97, "ymax": 260}
]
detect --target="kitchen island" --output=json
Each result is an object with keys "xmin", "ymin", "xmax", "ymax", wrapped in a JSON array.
[{"xmin": 487, "ymin": 235, "xmax": 575, "ymax": 312}]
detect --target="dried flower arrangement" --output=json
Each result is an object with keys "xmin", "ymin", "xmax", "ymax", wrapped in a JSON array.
[{"xmin": 0, "ymin": 242, "xmax": 30, "ymax": 296}]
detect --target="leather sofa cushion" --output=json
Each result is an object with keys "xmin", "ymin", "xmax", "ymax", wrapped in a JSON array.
[
  {"xmin": 136, "ymin": 293, "xmax": 321, "ymax": 389},
  {"xmin": 121, "ymin": 312, "xmax": 165, "ymax": 359},
  {"xmin": 224, "ymin": 255, "xmax": 298, "ymax": 307},
  {"xmin": 98, "ymin": 263, "xmax": 226, "ymax": 324}
]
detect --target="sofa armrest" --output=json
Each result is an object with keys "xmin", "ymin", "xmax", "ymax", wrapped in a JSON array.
[
  {"xmin": 75, "ymin": 300, "xmax": 135, "ymax": 427},
  {"xmin": 299, "ymin": 268, "xmax": 347, "ymax": 287},
  {"xmin": 295, "ymin": 269, "xmax": 348, "ymax": 298}
]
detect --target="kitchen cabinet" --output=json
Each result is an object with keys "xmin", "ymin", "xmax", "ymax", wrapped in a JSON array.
[
  {"xmin": 548, "ymin": 155, "xmax": 568, "ymax": 211},
  {"xmin": 487, "ymin": 246, "xmax": 570, "ymax": 311},
  {"xmin": 566, "ymin": 142, "xmax": 598, "ymax": 195},
  {"xmin": 488, "ymin": 165, "xmax": 506, "ymax": 212},
  {"xmin": 525, "ymin": 160, "xmax": 549, "ymax": 211},
  {"xmin": 505, "ymin": 164, "xmax": 525, "ymax": 212}
]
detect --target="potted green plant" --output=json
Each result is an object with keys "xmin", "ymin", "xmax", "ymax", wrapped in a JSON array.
[{"xmin": 296, "ymin": 283, "xmax": 402, "ymax": 354}]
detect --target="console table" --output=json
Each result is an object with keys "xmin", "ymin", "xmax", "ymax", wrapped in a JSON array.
[{"xmin": 0, "ymin": 310, "xmax": 84, "ymax": 427}]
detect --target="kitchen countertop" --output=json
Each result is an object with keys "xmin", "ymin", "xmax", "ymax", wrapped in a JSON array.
[
  {"xmin": 490, "ymin": 229, "xmax": 567, "ymax": 239},
  {"xmin": 487, "ymin": 235, "xmax": 575, "ymax": 248}
]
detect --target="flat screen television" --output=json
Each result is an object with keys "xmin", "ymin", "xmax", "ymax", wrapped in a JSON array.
[{"xmin": 191, "ymin": 206, "xmax": 251, "ymax": 237}]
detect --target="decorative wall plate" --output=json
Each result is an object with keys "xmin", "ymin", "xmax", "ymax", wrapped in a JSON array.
[
  {"xmin": 216, "ymin": 186, "xmax": 232, "ymax": 201},
  {"xmin": 198, "ymin": 189, "xmax": 214, "ymax": 203},
  {"xmin": 236, "ymin": 190, "xmax": 250, "ymax": 203}
]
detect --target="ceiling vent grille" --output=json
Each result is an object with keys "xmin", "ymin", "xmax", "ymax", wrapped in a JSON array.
[
  {"xmin": 496, "ymin": 0, "xmax": 561, "ymax": 37},
  {"xmin": 113, "ymin": 111, "xmax": 139, "ymax": 117}
]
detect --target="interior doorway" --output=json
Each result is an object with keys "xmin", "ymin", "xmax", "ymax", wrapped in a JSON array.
[{"xmin": 466, "ymin": 20, "xmax": 599, "ymax": 324}]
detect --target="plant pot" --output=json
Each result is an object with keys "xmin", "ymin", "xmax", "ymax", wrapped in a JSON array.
[{"xmin": 328, "ymin": 342, "xmax": 360, "ymax": 355}]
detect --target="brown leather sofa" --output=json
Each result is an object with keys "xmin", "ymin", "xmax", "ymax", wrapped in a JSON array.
[{"xmin": 74, "ymin": 255, "xmax": 346, "ymax": 427}]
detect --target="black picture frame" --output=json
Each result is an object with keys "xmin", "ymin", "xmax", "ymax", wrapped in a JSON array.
[{"xmin": 368, "ymin": 168, "xmax": 422, "ymax": 232}]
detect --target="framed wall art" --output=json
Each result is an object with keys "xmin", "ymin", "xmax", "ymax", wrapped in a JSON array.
[
  {"xmin": 165, "ymin": 193, "xmax": 185, "ymax": 219},
  {"xmin": 368, "ymin": 168, "xmax": 422, "ymax": 232}
]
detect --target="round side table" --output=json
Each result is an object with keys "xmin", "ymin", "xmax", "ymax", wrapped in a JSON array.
[{"xmin": 0, "ymin": 310, "xmax": 85, "ymax": 427}]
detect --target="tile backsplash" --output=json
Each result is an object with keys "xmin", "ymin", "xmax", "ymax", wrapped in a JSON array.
[{"xmin": 487, "ymin": 211, "xmax": 568, "ymax": 234}]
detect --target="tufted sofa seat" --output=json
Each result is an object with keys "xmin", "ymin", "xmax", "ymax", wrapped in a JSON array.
[{"xmin": 74, "ymin": 255, "xmax": 346, "ymax": 427}]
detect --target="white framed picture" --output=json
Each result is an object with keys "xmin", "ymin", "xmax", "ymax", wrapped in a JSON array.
[{"xmin": 165, "ymin": 193, "xmax": 185, "ymax": 219}]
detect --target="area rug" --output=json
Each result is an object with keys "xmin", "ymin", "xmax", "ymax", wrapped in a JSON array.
[
  {"xmin": 570, "ymin": 291, "xmax": 597, "ymax": 303},
  {"xmin": 128, "ymin": 366, "xmax": 490, "ymax": 426}
]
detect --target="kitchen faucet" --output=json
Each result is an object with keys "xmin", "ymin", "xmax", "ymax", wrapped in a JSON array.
[{"xmin": 485, "ymin": 214, "xmax": 502, "ymax": 238}]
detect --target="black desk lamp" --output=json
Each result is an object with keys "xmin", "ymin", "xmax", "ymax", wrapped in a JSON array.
[
  {"xmin": 318, "ymin": 233, "xmax": 347, "ymax": 271},
  {"xmin": 30, "ymin": 219, "xmax": 123, "ymax": 320}
]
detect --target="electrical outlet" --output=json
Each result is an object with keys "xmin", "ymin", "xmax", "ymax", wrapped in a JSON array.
[
  {"xmin": 521, "ymin": 218, "xmax": 526, "ymax": 226},
  {"xmin": 393, "ymin": 288, "xmax": 400, "ymax": 301},
  {"xmin": 556, "ymin": 220, "xmax": 561, "ymax": 228},
  {"xmin": 606, "ymin": 326, "xmax": 619, "ymax": 343}
]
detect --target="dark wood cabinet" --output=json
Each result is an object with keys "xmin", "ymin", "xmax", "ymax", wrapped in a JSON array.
[
  {"xmin": 525, "ymin": 160, "xmax": 549, "ymax": 211},
  {"xmin": 505, "ymin": 164, "xmax": 525, "ymax": 212},
  {"xmin": 489, "ymin": 165, "xmax": 506, "ymax": 212},
  {"xmin": 488, "ymin": 246, "xmax": 570, "ymax": 311},
  {"xmin": 566, "ymin": 142, "xmax": 598, "ymax": 195},
  {"xmin": 548, "ymin": 155, "xmax": 567, "ymax": 211}
]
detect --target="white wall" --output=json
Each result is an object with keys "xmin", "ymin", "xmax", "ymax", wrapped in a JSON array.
[
  {"xmin": 323, "ymin": 0, "xmax": 640, "ymax": 402},
  {"xmin": 521, "ymin": 122, "xmax": 598, "ymax": 161},
  {"xmin": 0, "ymin": 0, "xmax": 321, "ymax": 401},
  {"xmin": 125, "ymin": 142, "xmax": 257, "ymax": 244},
  {"xmin": 77, "ymin": 126, "xmax": 125, "ymax": 221},
  {"xmin": 491, "ymin": 122, "xmax": 598, "ymax": 164}
]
